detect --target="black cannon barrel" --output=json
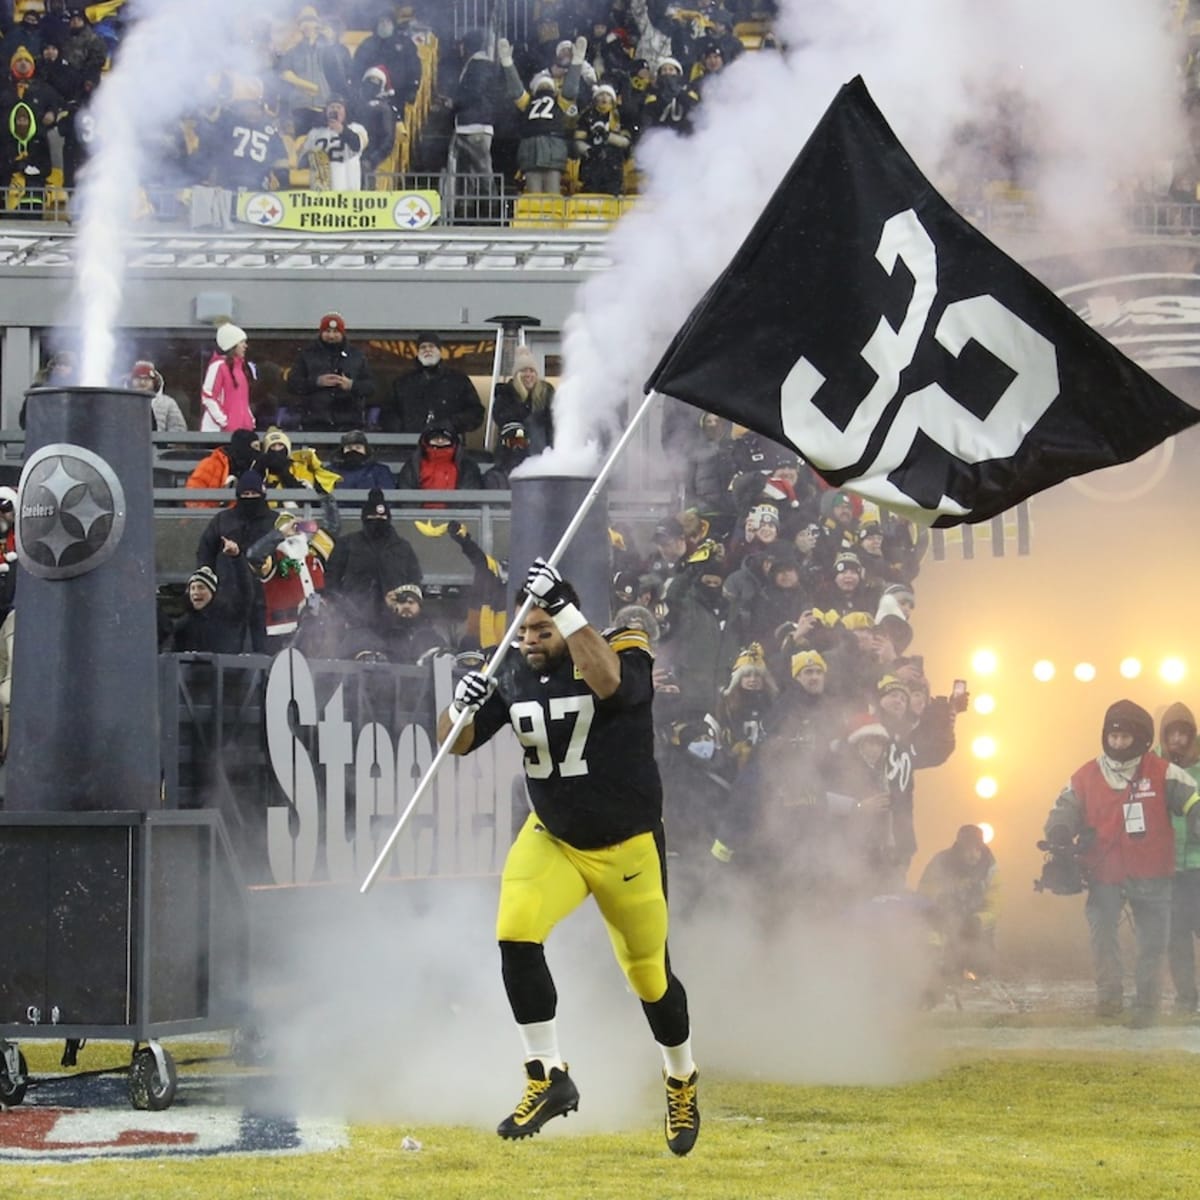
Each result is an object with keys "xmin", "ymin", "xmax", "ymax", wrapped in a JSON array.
[
  {"xmin": 6, "ymin": 386, "xmax": 160, "ymax": 812},
  {"xmin": 507, "ymin": 473, "xmax": 611, "ymax": 630}
]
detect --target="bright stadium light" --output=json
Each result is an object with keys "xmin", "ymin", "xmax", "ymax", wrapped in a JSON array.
[
  {"xmin": 1074, "ymin": 662, "xmax": 1096, "ymax": 682},
  {"xmin": 978, "ymin": 822, "xmax": 995, "ymax": 845},
  {"xmin": 1032, "ymin": 660, "xmax": 1055, "ymax": 682},
  {"xmin": 1161, "ymin": 657, "xmax": 1187, "ymax": 685},
  {"xmin": 1119, "ymin": 657, "xmax": 1142, "ymax": 680},
  {"xmin": 971, "ymin": 649, "xmax": 998, "ymax": 675},
  {"xmin": 972, "ymin": 735, "xmax": 997, "ymax": 759},
  {"xmin": 973, "ymin": 693, "xmax": 996, "ymax": 716},
  {"xmin": 975, "ymin": 776, "xmax": 998, "ymax": 799}
]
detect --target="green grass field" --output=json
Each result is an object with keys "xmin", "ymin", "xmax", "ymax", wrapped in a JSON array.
[{"xmin": 7, "ymin": 1040, "xmax": 1200, "ymax": 1199}]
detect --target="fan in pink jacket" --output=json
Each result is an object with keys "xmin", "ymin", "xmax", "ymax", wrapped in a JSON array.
[{"xmin": 200, "ymin": 323, "xmax": 255, "ymax": 432}]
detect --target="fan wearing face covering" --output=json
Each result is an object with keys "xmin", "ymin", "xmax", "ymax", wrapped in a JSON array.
[
  {"xmin": 323, "ymin": 489, "xmax": 423, "ymax": 628},
  {"xmin": 394, "ymin": 424, "xmax": 485, "ymax": 507},
  {"xmin": 1043, "ymin": 699, "xmax": 1200, "ymax": 1026},
  {"xmin": 193, "ymin": 469, "xmax": 276, "ymax": 652}
]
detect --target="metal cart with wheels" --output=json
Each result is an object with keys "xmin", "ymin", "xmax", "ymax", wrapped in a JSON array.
[{"xmin": 0, "ymin": 809, "xmax": 252, "ymax": 1111}]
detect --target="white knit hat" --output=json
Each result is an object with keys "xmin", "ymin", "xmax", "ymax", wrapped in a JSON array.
[{"xmin": 216, "ymin": 323, "xmax": 247, "ymax": 352}]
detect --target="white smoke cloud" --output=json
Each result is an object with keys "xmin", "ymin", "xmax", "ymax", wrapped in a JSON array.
[
  {"xmin": 69, "ymin": 0, "xmax": 293, "ymax": 384},
  {"xmin": 539, "ymin": 0, "xmax": 1186, "ymax": 468}
]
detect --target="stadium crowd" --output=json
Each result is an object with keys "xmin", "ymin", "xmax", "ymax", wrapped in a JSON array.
[
  {"xmin": 137, "ymin": 335, "xmax": 977, "ymax": 948},
  {"xmin": 0, "ymin": 0, "xmax": 785, "ymax": 215},
  {"xmin": 7, "ymin": 0, "xmax": 1200, "ymax": 220}
]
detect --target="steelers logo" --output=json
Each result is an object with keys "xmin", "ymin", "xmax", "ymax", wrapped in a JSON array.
[
  {"xmin": 245, "ymin": 192, "xmax": 285, "ymax": 227},
  {"xmin": 392, "ymin": 192, "xmax": 435, "ymax": 230},
  {"xmin": 15, "ymin": 444, "xmax": 126, "ymax": 580}
]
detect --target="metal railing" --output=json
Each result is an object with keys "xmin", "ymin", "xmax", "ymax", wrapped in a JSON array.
[{"xmin": 12, "ymin": 181, "xmax": 1200, "ymax": 240}]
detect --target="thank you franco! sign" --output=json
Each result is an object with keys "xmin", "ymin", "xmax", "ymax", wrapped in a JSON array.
[{"xmin": 237, "ymin": 189, "xmax": 441, "ymax": 231}]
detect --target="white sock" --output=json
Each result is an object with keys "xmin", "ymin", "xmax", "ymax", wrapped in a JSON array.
[
  {"xmin": 660, "ymin": 1037, "xmax": 695, "ymax": 1081},
  {"xmin": 517, "ymin": 1020, "xmax": 562, "ymax": 1071}
]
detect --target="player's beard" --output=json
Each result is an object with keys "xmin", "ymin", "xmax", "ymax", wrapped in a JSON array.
[{"xmin": 521, "ymin": 642, "xmax": 562, "ymax": 671}]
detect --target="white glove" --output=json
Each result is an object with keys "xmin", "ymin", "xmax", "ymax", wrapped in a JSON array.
[
  {"xmin": 451, "ymin": 671, "xmax": 496, "ymax": 724},
  {"xmin": 571, "ymin": 35, "xmax": 587, "ymax": 65},
  {"xmin": 497, "ymin": 37, "xmax": 513, "ymax": 68},
  {"xmin": 525, "ymin": 557, "xmax": 588, "ymax": 637}
]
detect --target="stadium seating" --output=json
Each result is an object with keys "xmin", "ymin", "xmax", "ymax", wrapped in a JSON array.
[
  {"xmin": 512, "ymin": 193, "xmax": 567, "ymax": 229},
  {"xmin": 565, "ymin": 193, "xmax": 620, "ymax": 228}
]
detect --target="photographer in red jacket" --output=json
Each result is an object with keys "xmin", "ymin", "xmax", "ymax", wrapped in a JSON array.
[{"xmin": 1044, "ymin": 700, "xmax": 1200, "ymax": 1026}]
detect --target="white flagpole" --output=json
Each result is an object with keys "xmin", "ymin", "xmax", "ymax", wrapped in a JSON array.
[{"xmin": 359, "ymin": 388, "xmax": 664, "ymax": 893}]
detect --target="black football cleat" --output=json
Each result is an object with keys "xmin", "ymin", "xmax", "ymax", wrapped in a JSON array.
[
  {"xmin": 664, "ymin": 1068, "xmax": 700, "ymax": 1156},
  {"xmin": 497, "ymin": 1060, "xmax": 580, "ymax": 1140}
]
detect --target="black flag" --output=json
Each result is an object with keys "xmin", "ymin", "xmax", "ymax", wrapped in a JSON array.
[{"xmin": 647, "ymin": 76, "xmax": 1200, "ymax": 527}]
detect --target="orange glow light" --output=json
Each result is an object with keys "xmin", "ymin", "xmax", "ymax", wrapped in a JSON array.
[
  {"xmin": 971, "ymin": 649, "xmax": 998, "ymax": 676},
  {"xmin": 972, "ymin": 735, "xmax": 997, "ymax": 759},
  {"xmin": 1161, "ymin": 658, "xmax": 1187, "ymax": 685},
  {"xmin": 975, "ymin": 776, "xmax": 998, "ymax": 799}
]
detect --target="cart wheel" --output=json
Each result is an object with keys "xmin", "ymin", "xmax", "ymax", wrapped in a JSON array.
[
  {"xmin": 231, "ymin": 1024, "xmax": 270, "ymax": 1067},
  {"xmin": 0, "ymin": 1047, "xmax": 28, "ymax": 1107},
  {"xmin": 128, "ymin": 1046, "xmax": 178, "ymax": 1111}
]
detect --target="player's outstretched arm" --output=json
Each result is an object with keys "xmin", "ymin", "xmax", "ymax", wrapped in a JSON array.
[{"xmin": 524, "ymin": 558, "xmax": 621, "ymax": 698}]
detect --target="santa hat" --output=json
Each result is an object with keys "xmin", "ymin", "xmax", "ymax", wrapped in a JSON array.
[
  {"xmin": 846, "ymin": 713, "xmax": 889, "ymax": 745},
  {"xmin": 131, "ymin": 360, "xmax": 159, "ymax": 383}
]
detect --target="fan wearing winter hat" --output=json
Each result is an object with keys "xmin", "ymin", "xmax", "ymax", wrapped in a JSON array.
[
  {"xmin": 324, "ymin": 429, "xmax": 395, "ymax": 491},
  {"xmin": 824, "ymin": 712, "xmax": 892, "ymax": 839},
  {"xmin": 383, "ymin": 582, "xmax": 447, "ymax": 666},
  {"xmin": 167, "ymin": 563, "xmax": 249, "ymax": 654},
  {"xmin": 492, "ymin": 344, "xmax": 555, "ymax": 453},
  {"xmin": 323, "ymin": 488, "xmax": 423, "ymax": 627},
  {"xmin": 574, "ymin": 82, "xmax": 631, "ymax": 197},
  {"xmin": 352, "ymin": 65, "xmax": 400, "ymax": 176},
  {"xmin": 286, "ymin": 311, "xmax": 375, "ymax": 432},
  {"xmin": 201, "ymin": 322, "xmax": 253, "ymax": 433},
  {"xmin": 387, "ymin": 331, "xmax": 485, "ymax": 435},
  {"xmin": 351, "ymin": 10, "xmax": 421, "ymax": 114},
  {"xmin": 395, "ymin": 423, "xmax": 485, "ymax": 498},
  {"xmin": 1044, "ymin": 699, "xmax": 1200, "ymax": 1024},
  {"xmin": 128, "ymin": 359, "xmax": 188, "ymax": 433}
]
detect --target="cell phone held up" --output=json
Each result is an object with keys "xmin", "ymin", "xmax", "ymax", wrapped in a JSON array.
[{"xmin": 950, "ymin": 678, "xmax": 969, "ymax": 714}]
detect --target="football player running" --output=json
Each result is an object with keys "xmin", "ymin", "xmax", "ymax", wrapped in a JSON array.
[{"xmin": 438, "ymin": 557, "xmax": 699, "ymax": 1155}]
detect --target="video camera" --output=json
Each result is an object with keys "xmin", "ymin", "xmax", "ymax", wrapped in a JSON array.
[{"xmin": 1033, "ymin": 837, "xmax": 1086, "ymax": 896}]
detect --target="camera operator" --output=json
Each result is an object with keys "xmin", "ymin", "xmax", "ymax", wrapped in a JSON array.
[{"xmin": 1043, "ymin": 700, "xmax": 1200, "ymax": 1026}]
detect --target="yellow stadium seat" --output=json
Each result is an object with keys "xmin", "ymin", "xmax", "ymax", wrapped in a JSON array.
[
  {"xmin": 341, "ymin": 30, "xmax": 371, "ymax": 54},
  {"xmin": 618, "ymin": 194, "xmax": 639, "ymax": 218},
  {"xmin": 512, "ymin": 193, "xmax": 566, "ymax": 229},
  {"xmin": 565, "ymin": 193, "xmax": 620, "ymax": 227}
]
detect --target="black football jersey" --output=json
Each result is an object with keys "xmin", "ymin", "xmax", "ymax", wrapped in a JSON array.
[{"xmin": 469, "ymin": 628, "xmax": 663, "ymax": 849}]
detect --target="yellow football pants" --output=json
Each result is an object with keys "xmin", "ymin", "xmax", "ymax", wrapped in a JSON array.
[{"xmin": 496, "ymin": 815, "xmax": 671, "ymax": 1003}]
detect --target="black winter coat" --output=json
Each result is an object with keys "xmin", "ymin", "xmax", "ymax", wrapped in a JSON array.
[
  {"xmin": 386, "ymin": 364, "xmax": 484, "ymax": 434},
  {"xmin": 286, "ymin": 337, "xmax": 376, "ymax": 430},
  {"xmin": 323, "ymin": 527, "xmax": 423, "ymax": 623}
]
